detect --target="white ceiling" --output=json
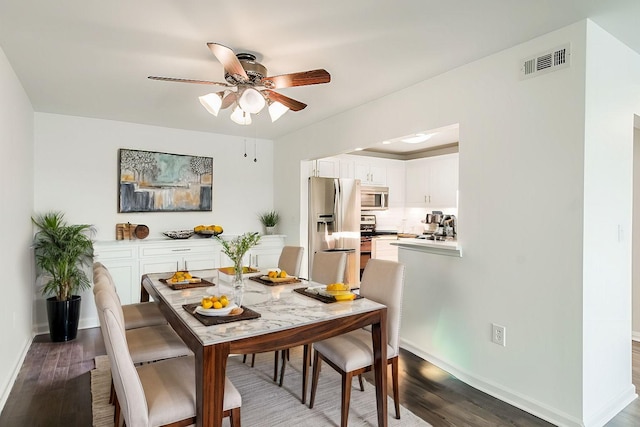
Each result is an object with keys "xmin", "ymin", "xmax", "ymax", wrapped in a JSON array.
[{"xmin": 1, "ymin": 0, "xmax": 640, "ymax": 149}]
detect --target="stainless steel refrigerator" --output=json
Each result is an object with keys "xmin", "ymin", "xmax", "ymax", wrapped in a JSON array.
[{"xmin": 308, "ymin": 177, "xmax": 361, "ymax": 287}]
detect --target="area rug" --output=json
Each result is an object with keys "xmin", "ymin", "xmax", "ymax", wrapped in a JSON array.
[{"xmin": 91, "ymin": 351, "xmax": 431, "ymax": 427}]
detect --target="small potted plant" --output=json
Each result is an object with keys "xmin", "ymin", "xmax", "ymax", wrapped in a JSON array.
[
  {"xmin": 258, "ymin": 210, "xmax": 280, "ymax": 235},
  {"xmin": 32, "ymin": 211, "xmax": 95, "ymax": 342}
]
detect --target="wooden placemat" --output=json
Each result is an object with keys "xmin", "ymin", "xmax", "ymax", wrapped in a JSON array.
[
  {"xmin": 293, "ymin": 287, "xmax": 363, "ymax": 304},
  {"xmin": 159, "ymin": 277, "xmax": 215, "ymax": 290},
  {"xmin": 249, "ymin": 276, "xmax": 302, "ymax": 286},
  {"xmin": 182, "ymin": 303, "xmax": 261, "ymax": 326}
]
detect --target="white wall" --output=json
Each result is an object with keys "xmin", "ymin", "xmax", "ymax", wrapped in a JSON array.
[
  {"xmin": 33, "ymin": 114, "xmax": 275, "ymax": 331},
  {"xmin": 582, "ymin": 22, "xmax": 640, "ymax": 424},
  {"xmin": 275, "ymin": 20, "xmax": 638, "ymax": 426},
  {"xmin": 0, "ymin": 46, "xmax": 34, "ymax": 409},
  {"xmin": 633, "ymin": 125, "xmax": 640, "ymax": 338}
]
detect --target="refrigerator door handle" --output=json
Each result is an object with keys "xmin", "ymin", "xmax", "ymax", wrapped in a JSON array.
[{"xmin": 334, "ymin": 178, "xmax": 341, "ymax": 235}]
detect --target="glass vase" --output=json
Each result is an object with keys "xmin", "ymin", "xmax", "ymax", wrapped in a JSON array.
[{"xmin": 233, "ymin": 258, "xmax": 244, "ymax": 307}]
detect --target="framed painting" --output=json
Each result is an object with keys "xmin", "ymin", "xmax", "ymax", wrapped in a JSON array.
[{"xmin": 118, "ymin": 149, "xmax": 213, "ymax": 212}]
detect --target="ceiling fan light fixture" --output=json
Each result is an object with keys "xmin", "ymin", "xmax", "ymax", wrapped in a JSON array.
[
  {"xmin": 230, "ymin": 105, "xmax": 252, "ymax": 125},
  {"xmin": 401, "ymin": 133, "xmax": 437, "ymax": 144},
  {"xmin": 268, "ymin": 101, "xmax": 289, "ymax": 122},
  {"xmin": 238, "ymin": 88, "xmax": 266, "ymax": 114},
  {"xmin": 198, "ymin": 93, "xmax": 222, "ymax": 116}
]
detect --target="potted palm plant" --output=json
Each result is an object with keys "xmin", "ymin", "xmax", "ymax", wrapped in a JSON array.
[
  {"xmin": 258, "ymin": 210, "xmax": 280, "ymax": 235},
  {"xmin": 32, "ymin": 212, "xmax": 95, "ymax": 342}
]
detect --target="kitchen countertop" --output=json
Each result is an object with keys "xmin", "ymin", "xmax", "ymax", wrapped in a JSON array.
[{"xmin": 391, "ymin": 238, "xmax": 461, "ymax": 257}]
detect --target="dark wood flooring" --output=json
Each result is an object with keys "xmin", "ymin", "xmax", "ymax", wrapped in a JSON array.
[{"xmin": 0, "ymin": 329, "xmax": 638, "ymax": 426}]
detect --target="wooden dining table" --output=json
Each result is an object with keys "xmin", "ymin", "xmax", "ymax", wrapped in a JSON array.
[{"xmin": 140, "ymin": 269, "xmax": 388, "ymax": 427}]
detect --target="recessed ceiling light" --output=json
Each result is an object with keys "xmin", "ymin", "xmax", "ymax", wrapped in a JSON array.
[
  {"xmin": 354, "ymin": 147, "xmax": 364, "ymax": 151},
  {"xmin": 382, "ymin": 140, "xmax": 392, "ymax": 145},
  {"xmin": 401, "ymin": 133, "xmax": 436, "ymax": 144}
]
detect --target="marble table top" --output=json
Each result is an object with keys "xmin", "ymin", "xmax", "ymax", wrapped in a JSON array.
[{"xmin": 144, "ymin": 269, "xmax": 385, "ymax": 346}]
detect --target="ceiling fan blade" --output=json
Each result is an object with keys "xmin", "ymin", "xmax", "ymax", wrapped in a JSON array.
[
  {"xmin": 221, "ymin": 92, "xmax": 237, "ymax": 109},
  {"xmin": 147, "ymin": 76, "xmax": 232, "ymax": 90},
  {"xmin": 207, "ymin": 42, "xmax": 248, "ymax": 80},
  {"xmin": 264, "ymin": 90, "xmax": 307, "ymax": 111},
  {"xmin": 261, "ymin": 69, "xmax": 330, "ymax": 89}
]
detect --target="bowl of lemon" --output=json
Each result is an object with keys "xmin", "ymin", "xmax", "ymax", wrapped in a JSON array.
[
  {"xmin": 195, "ymin": 294, "xmax": 241, "ymax": 316},
  {"xmin": 194, "ymin": 224, "xmax": 223, "ymax": 238}
]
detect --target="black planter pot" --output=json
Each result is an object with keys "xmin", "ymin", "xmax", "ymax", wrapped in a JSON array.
[{"xmin": 46, "ymin": 295, "xmax": 81, "ymax": 342}]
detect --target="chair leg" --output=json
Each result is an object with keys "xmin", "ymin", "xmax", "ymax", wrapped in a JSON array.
[
  {"xmin": 114, "ymin": 393, "xmax": 121, "ymax": 427},
  {"xmin": 229, "ymin": 407, "xmax": 242, "ymax": 427},
  {"xmin": 273, "ymin": 351, "xmax": 279, "ymax": 382},
  {"xmin": 301, "ymin": 344, "xmax": 311, "ymax": 404},
  {"xmin": 250, "ymin": 353, "xmax": 255, "ymax": 367},
  {"xmin": 278, "ymin": 348, "xmax": 287, "ymax": 386},
  {"xmin": 357, "ymin": 373, "xmax": 365, "ymax": 391},
  {"xmin": 309, "ymin": 350, "xmax": 321, "ymax": 408},
  {"xmin": 109, "ymin": 379, "xmax": 116, "ymax": 404},
  {"xmin": 391, "ymin": 356, "xmax": 400, "ymax": 419},
  {"xmin": 340, "ymin": 371, "xmax": 354, "ymax": 427}
]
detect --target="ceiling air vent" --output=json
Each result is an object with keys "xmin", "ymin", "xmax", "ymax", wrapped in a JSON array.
[{"xmin": 520, "ymin": 43, "xmax": 570, "ymax": 80}]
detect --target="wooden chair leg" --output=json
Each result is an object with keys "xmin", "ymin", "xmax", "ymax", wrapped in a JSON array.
[
  {"xmin": 273, "ymin": 351, "xmax": 280, "ymax": 382},
  {"xmin": 229, "ymin": 407, "xmax": 242, "ymax": 427},
  {"xmin": 109, "ymin": 379, "xmax": 116, "ymax": 404},
  {"xmin": 114, "ymin": 393, "xmax": 121, "ymax": 427},
  {"xmin": 301, "ymin": 344, "xmax": 311, "ymax": 404},
  {"xmin": 309, "ymin": 350, "xmax": 321, "ymax": 408},
  {"xmin": 278, "ymin": 348, "xmax": 287, "ymax": 386},
  {"xmin": 242, "ymin": 354, "xmax": 247, "ymax": 363},
  {"xmin": 357, "ymin": 373, "xmax": 365, "ymax": 391},
  {"xmin": 391, "ymin": 356, "xmax": 400, "ymax": 419},
  {"xmin": 341, "ymin": 371, "xmax": 354, "ymax": 427}
]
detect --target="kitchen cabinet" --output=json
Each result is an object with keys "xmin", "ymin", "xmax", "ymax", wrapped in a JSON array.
[
  {"xmin": 355, "ymin": 161, "xmax": 386, "ymax": 186},
  {"xmin": 138, "ymin": 239, "xmax": 220, "ymax": 276},
  {"xmin": 93, "ymin": 243, "xmax": 139, "ymax": 304},
  {"xmin": 218, "ymin": 235, "xmax": 286, "ymax": 269},
  {"xmin": 405, "ymin": 153, "xmax": 458, "ymax": 208},
  {"xmin": 372, "ymin": 236, "xmax": 399, "ymax": 262},
  {"xmin": 310, "ymin": 158, "xmax": 340, "ymax": 178},
  {"xmin": 384, "ymin": 162, "xmax": 406, "ymax": 208}
]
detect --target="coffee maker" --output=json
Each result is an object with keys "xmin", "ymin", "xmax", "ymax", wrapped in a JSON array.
[{"xmin": 423, "ymin": 211, "xmax": 456, "ymax": 240}]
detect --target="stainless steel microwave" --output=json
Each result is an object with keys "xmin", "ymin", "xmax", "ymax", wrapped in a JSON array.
[{"xmin": 361, "ymin": 186, "xmax": 389, "ymax": 210}]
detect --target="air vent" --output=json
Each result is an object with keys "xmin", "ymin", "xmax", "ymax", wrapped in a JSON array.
[{"xmin": 520, "ymin": 43, "xmax": 570, "ymax": 79}]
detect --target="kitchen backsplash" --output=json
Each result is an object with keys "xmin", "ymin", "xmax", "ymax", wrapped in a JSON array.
[{"xmin": 368, "ymin": 206, "xmax": 458, "ymax": 234}]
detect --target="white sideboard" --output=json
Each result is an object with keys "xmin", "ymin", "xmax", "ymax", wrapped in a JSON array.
[{"xmin": 94, "ymin": 235, "xmax": 285, "ymax": 304}]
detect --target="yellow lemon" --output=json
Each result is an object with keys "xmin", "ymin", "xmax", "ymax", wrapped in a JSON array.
[
  {"xmin": 201, "ymin": 298, "xmax": 213, "ymax": 309},
  {"xmin": 212, "ymin": 301, "xmax": 223, "ymax": 309},
  {"xmin": 279, "ymin": 270, "xmax": 287, "ymax": 278},
  {"xmin": 220, "ymin": 296, "xmax": 229, "ymax": 307},
  {"xmin": 213, "ymin": 225, "xmax": 223, "ymax": 234}
]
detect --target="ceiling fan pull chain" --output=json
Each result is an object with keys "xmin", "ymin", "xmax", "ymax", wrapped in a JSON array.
[
  {"xmin": 254, "ymin": 139, "xmax": 257, "ymax": 163},
  {"xmin": 244, "ymin": 138, "xmax": 247, "ymax": 158}
]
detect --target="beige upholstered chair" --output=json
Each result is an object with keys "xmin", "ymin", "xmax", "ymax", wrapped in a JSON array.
[
  {"xmin": 274, "ymin": 250, "xmax": 348, "ymax": 403},
  {"xmin": 308, "ymin": 259, "xmax": 405, "ymax": 427},
  {"xmin": 277, "ymin": 246, "xmax": 304, "ymax": 277},
  {"xmin": 310, "ymin": 250, "xmax": 347, "ymax": 285},
  {"xmin": 93, "ymin": 262, "xmax": 166, "ymax": 330},
  {"xmin": 92, "ymin": 269, "xmax": 192, "ymax": 365},
  {"xmin": 244, "ymin": 246, "xmax": 305, "ymax": 370},
  {"xmin": 95, "ymin": 289, "xmax": 242, "ymax": 427}
]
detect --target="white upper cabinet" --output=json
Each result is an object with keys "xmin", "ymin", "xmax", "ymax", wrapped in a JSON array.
[
  {"xmin": 354, "ymin": 161, "xmax": 386, "ymax": 186},
  {"xmin": 311, "ymin": 158, "xmax": 341, "ymax": 178},
  {"xmin": 405, "ymin": 153, "xmax": 458, "ymax": 208}
]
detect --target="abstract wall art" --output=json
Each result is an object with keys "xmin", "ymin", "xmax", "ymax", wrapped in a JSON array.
[{"xmin": 118, "ymin": 149, "xmax": 213, "ymax": 212}]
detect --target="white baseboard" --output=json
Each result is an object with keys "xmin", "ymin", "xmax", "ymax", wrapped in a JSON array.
[
  {"xmin": 0, "ymin": 334, "xmax": 34, "ymax": 414},
  {"xmin": 584, "ymin": 384, "xmax": 637, "ymax": 427},
  {"xmin": 399, "ymin": 338, "xmax": 586, "ymax": 427}
]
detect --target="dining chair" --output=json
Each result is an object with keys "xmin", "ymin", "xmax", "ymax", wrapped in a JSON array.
[
  {"xmin": 243, "ymin": 246, "xmax": 305, "ymax": 369},
  {"xmin": 93, "ymin": 262, "xmax": 167, "ymax": 330},
  {"xmin": 308, "ymin": 259, "xmax": 405, "ymax": 427},
  {"xmin": 95, "ymin": 289, "xmax": 242, "ymax": 427},
  {"xmin": 275, "ymin": 250, "xmax": 348, "ymax": 404},
  {"xmin": 277, "ymin": 246, "xmax": 304, "ymax": 277}
]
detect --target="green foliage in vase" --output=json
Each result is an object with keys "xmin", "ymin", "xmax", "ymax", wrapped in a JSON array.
[
  {"xmin": 32, "ymin": 211, "xmax": 95, "ymax": 301},
  {"xmin": 215, "ymin": 232, "xmax": 261, "ymax": 267},
  {"xmin": 258, "ymin": 210, "xmax": 280, "ymax": 227}
]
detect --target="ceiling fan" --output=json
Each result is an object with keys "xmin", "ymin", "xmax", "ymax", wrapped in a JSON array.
[{"xmin": 148, "ymin": 42, "xmax": 331, "ymax": 124}]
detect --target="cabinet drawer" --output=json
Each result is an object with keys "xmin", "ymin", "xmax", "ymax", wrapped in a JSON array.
[
  {"xmin": 139, "ymin": 242, "xmax": 214, "ymax": 258},
  {"xmin": 94, "ymin": 245, "xmax": 137, "ymax": 261}
]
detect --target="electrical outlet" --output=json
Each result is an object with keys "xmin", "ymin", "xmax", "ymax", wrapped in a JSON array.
[{"xmin": 492, "ymin": 323, "xmax": 506, "ymax": 346}]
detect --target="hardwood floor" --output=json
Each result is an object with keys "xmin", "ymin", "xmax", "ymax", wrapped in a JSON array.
[{"xmin": 0, "ymin": 330, "xmax": 638, "ymax": 426}]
